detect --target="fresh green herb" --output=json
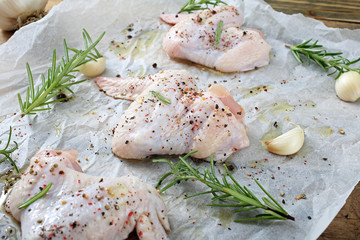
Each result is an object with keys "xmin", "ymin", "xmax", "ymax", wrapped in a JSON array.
[
  {"xmin": 0, "ymin": 126, "xmax": 19, "ymax": 173},
  {"xmin": 288, "ymin": 39, "xmax": 360, "ymax": 79},
  {"xmin": 80, "ymin": 29, "xmax": 103, "ymax": 59},
  {"xmin": 151, "ymin": 91, "xmax": 171, "ymax": 105},
  {"xmin": 18, "ymin": 29, "xmax": 105, "ymax": 116},
  {"xmin": 215, "ymin": 20, "xmax": 223, "ymax": 46},
  {"xmin": 179, "ymin": 0, "xmax": 227, "ymax": 13},
  {"xmin": 18, "ymin": 182, "xmax": 53, "ymax": 209},
  {"xmin": 153, "ymin": 152, "xmax": 294, "ymax": 221}
]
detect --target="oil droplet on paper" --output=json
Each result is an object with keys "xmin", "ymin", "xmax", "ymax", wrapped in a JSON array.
[
  {"xmin": 214, "ymin": 210, "xmax": 234, "ymax": 228},
  {"xmin": 260, "ymin": 127, "xmax": 283, "ymax": 148},
  {"xmin": 309, "ymin": 126, "xmax": 333, "ymax": 138},
  {"xmin": 110, "ymin": 30, "xmax": 165, "ymax": 60},
  {"xmin": 272, "ymin": 101, "xmax": 294, "ymax": 113},
  {"xmin": 242, "ymin": 85, "xmax": 273, "ymax": 98},
  {"xmin": 302, "ymin": 100, "xmax": 316, "ymax": 108},
  {"xmin": 213, "ymin": 210, "xmax": 233, "ymax": 228},
  {"xmin": 0, "ymin": 116, "xmax": 6, "ymax": 123}
]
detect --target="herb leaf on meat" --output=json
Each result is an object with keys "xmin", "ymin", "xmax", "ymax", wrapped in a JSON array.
[
  {"xmin": 179, "ymin": 0, "xmax": 227, "ymax": 13},
  {"xmin": 18, "ymin": 182, "xmax": 53, "ymax": 209},
  {"xmin": 151, "ymin": 91, "xmax": 171, "ymax": 105},
  {"xmin": 154, "ymin": 152, "xmax": 295, "ymax": 221},
  {"xmin": 215, "ymin": 20, "xmax": 223, "ymax": 46}
]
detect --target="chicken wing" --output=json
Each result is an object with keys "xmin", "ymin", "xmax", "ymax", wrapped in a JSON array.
[
  {"xmin": 5, "ymin": 150, "xmax": 170, "ymax": 240},
  {"xmin": 95, "ymin": 70, "xmax": 249, "ymax": 162},
  {"xmin": 161, "ymin": 5, "xmax": 271, "ymax": 72}
]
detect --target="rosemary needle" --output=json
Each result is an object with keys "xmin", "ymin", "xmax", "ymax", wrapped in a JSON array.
[
  {"xmin": 18, "ymin": 182, "xmax": 53, "ymax": 209},
  {"xmin": 153, "ymin": 152, "xmax": 294, "ymax": 221},
  {"xmin": 179, "ymin": 0, "xmax": 228, "ymax": 13},
  {"xmin": 215, "ymin": 20, "xmax": 223, "ymax": 46},
  {"xmin": 0, "ymin": 126, "xmax": 19, "ymax": 173},
  {"xmin": 151, "ymin": 91, "xmax": 171, "ymax": 105},
  {"xmin": 288, "ymin": 39, "xmax": 360, "ymax": 79},
  {"xmin": 18, "ymin": 29, "xmax": 105, "ymax": 116}
]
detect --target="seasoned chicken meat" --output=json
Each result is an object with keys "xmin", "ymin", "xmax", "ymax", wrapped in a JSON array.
[
  {"xmin": 5, "ymin": 150, "xmax": 170, "ymax": 240},
  {"xmin": 95, "ymin": 70, "xmax": 249, "ymax": 162},
  {"xmin": 161, "ymin": 5, "xmax": 271, "ymax": 72}
]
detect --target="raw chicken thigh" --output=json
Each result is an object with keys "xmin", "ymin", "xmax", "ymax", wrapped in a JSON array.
[
  {"xmin": 5, "ymin": 150, "xmax": 170, "ymax": 240},
  {"xmin": 95, "ymin": 70, "xmax": 249, "ymax": 162},
  {"xmin": 161, "ymin": 5, "xmax": 271, "ymax": 72}
]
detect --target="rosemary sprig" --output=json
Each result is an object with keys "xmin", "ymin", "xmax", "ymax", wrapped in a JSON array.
[
  {"xmin": 151, "ymin": 91, "xmax": 171, "ymax": 104},
  {"xmin": 18, "ymin": 182, "xmax": 53, "ymax": 209},
  {"xmin": 18, "ymin": 29, "xmax": 105, "ymax": 116},
  {"xmin": 179, "ymin": 0, "xmax": 227, "ymax": 13},
  {"xmin": 288, "ymin": 39, "xmax": 360, "ymax": 79},
  {"xmin": 0, "ymin": 126, "xmax": 19, "ymax": 173},
  {"xmin": 215, "ymin": 20, "xmax": 223, "ymax": 46},
  {"xmin": 153, "ymin": 152, "xmax": 294, "ymax": 221}
]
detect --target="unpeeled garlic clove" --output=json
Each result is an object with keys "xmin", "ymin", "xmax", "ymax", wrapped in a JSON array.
[
  {"xmin": 0, "ymin": 0, "xmax": 48, "ymax": 31},
  {"xmin": 335, "ymin": 71, "xmax": 360, "ymax": 102},
  {"xmin": 265, "ymin": 124, "xmax": 304, "ymax": 155},
  {"xmin": 77, "ymin": 57, "xmax": 106, "ymax": 78}
]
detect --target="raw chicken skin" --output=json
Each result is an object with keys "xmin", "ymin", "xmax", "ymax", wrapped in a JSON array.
[
  {"xmin": 159, "ymin": 13, "xmax": 196, "ymax": 25},
  {"xmin": 95, "ymin": 70, "xmax": 249, "ymax": 162},
  {"xmin": 161, "ymin": 5, "xmax": 271, "ymax": 72},
  {"xmin": 5, "ymin": 150, "xmax": 170, "ymax": 240}
]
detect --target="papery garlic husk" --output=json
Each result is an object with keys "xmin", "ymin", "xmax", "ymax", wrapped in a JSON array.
[
  {"xmin": 0, "ymin": 0, "xmax": 48, "ymax": 31},
  {"xmin": 335, "ymin": 71, "xmax": 360, "ymax": 102},
  {"xmin": 265, "ymin": 124, "xmax": 305, "ymax": 156},
  {"xmin": 77, "ymin": 57, "xmax": 106, "ymax": 78}
]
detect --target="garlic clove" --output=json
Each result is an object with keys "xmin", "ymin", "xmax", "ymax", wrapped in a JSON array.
[
  {"xmin": 0, "ymin": 14, "xmax": 16, "ymax": 31},
  {"xmin": 335, "ymin": 71, "xmax": 360, "ymax": 102},
  {"xmin": 77, "ymin": 57, "xmax": 106, "ymax": 78},
  {"xmin": 0, "ymin": 0, "xmax": 48, "ymax": 31},
  {"xmin": 265, "ymin": 124, "xmax": 304, "ymax": 156}
]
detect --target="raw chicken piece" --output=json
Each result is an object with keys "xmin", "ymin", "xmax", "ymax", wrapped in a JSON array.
[
  {"xmin": 161, "ymin": 5, "xmax": 271, "ymax": 72},
  {"xmin": 95, "ymin": 70, "xmax": 249, "ymax": 162},
  {"xmin": 159, "ymin": 13, "xmax": 196, "ymax": 25},
  {"xmin": 5, "ymin": 150, "xmax": 170, "ymax": 240}
]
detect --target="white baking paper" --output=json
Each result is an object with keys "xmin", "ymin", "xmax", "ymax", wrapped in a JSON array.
[{"xmin": 0, "ymin": 0, "xmax": 359, "ymax": 239}]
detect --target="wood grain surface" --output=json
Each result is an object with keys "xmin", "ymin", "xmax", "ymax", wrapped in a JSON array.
[
  {"xmin": 0, "ymin": 0, "xmax": 359, "ymax": 239},
  {"xmin": 265, "ymin": 0, "xmax": 360, "ymax": 29}
]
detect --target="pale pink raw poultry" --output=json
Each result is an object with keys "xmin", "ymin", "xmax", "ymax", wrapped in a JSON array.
[
  {"xmin": 95, "ymin": 70, "xmax": 249, "ymax": 162},
  {"xmin": 5, "ymin": 150, "xmax": 170, "ymax": 240},
  {"xmin": 161, "ymin": 5, "xmax": 271, "ymax": 72}
]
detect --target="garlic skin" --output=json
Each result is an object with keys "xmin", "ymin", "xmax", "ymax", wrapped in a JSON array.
[
  {"xmin": 335, "ymin": 71, "xmax": 360, "ymax": 102},
  {"xmin": 265, "ymin": 125, "xmax": 305, "ymax": 156},
  {"xmin": 0, "ymin": 0, "xmax": 48, "ymax": 31},
  {"xmin": 77, "ymin": 57, "xmax": 106, "ymax": 78}
]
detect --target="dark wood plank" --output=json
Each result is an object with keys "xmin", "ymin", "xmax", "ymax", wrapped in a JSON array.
[
  {"xmin": 264, "ymin": 0, "xmax": 360, "ymax": 29},
  {"xmin": 318, "ymin": 20, "xmax": 360, "ymax": 30},
  {"xmin": 318, "ymin": 183, "xmax": 360, "ymax": 240}
]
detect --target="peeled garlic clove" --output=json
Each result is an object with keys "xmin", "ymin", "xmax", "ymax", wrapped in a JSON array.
[
  {"xmin": 0, "ymin": 0, "xmax": 48, "ymax": 31},
  {"xmin": 77, "ymin": 57, "xmax": 106, "ymax": 78},
  {"xmin": 335, "ymin": 71, "xmax": 360, "ymax": 102},
  {"xmin": 265, "ymin": 125, "xmax": 304, "ymax": 156}
]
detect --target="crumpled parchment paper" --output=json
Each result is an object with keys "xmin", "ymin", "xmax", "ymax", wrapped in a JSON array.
[{"xmin": 0, "ymin": 0, "xmax": 359, "ymax": 239}]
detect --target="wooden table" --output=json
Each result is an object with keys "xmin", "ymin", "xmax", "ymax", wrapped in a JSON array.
[{"xmin": 0, "ymin": 0, "xmax": 359, "ymax": 239}]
